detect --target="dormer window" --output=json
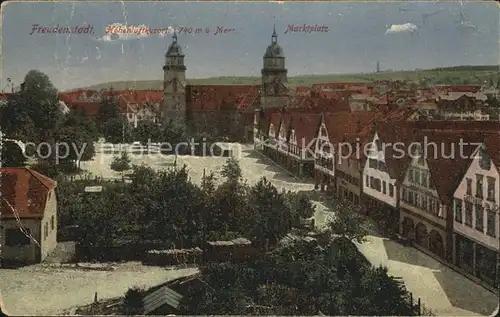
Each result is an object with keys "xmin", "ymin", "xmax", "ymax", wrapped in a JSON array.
[{"xmin": 478, "ymin": 147, "xmax": 491, "ymax": 171}]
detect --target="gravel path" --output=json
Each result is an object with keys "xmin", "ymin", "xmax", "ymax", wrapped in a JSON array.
[{"xmin": 0, "ymin": 264, "xmax": 197, "ymax": 316}]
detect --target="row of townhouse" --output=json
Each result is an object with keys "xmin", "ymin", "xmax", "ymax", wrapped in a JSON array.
[{"xmin": 254, "ymin": 108, "xmax": 500, "ymax": 289}]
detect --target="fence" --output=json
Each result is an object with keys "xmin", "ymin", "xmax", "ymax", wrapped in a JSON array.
[{"xmin": 407, "ymin": 291, "xmax": 434, "ymax": 316}]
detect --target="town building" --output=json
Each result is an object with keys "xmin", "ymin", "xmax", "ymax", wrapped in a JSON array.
[
  {"xmin": 398, "ymin": 130, "xmax": 483, "ymax": 261},
  {"xmin": 0, "ymin": 168, "xmax": 58, "ymax": 264},
  {"xmin": 361, "ymin": 122, "xmax": 416, "ymax": 235},
  {"xmin": 452, "ymin": 132, "xmax": 500, "ymax": 287}
]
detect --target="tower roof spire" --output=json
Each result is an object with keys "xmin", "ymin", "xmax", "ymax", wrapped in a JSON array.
[
  {"xmin": 173, "ymin": 28, "xmax": 177, "ymax": 43},
  {"xmin": 272, "ymin": 24, "xmax": 277, "ymax": 44}
]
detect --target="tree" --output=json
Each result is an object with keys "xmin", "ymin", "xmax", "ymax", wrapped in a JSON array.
[
  {"xmin": 221, "ymin": 157, "xmax": 242, "ymax": 184},
  {"xmin": 284, "ymin": 191, "xmax": 315, "ymax": 224},
  {"xmin": 182, "ymin": 237, "xmax": 417, "ymax": 316},
  {"xmin": 133, "ymin": 120, "xmax": 162, "ymax": 144},
  {"xmin": 97, "ymin": 96, "xmax": 120, "ymax": 132},
  {"xmin": 0, "ymin": 70, "xmax": 62, "ymax": 142},
  {"xmin": 328, "ymin": 200, "xmax": 373, "ymax": 243},
  {"xmin": 0, "ymin": 140, "xmax": 26, "ymax": 167},
  {"xmin": 104, "ymin": 117, "xmax": 132, "ymax": 144},
  {"xmin": 247, "ymin": 177, "xmax": 293, "ymax": 248},
  {"xmin": 110, "ymin": 151, "xmax": 131, "ymax": 173},
  {"xmin": 122, "ymin": 286, "xmax": 145, "ymax": 315}
]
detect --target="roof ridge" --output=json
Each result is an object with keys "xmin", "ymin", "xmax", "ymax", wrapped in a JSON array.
[{"xmin": 25, "ymin": 168, "xmax": 57, "ymax": 190}]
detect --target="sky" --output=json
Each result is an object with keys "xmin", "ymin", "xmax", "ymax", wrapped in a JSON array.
[{"xmin": 1, "ymin": 1, "xmax": 498, "ymax": 91}]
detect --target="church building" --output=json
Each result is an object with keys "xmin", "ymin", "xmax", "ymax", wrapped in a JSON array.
[{"xmin": 160, "ymin": 27, "xmax": 290, "ymax": 133}]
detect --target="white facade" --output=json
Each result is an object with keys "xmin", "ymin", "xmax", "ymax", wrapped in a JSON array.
[
  {"xmin": 267, "ymin": 123, "xmax": 278, "ymax": 148},
  {"xmin": 314, "ymin": 122, "xmax": 334, "ymax": 176},
  {"xmin": 401, "ymin": 154, "xmax": 446, "ymax": 226},
  {"xmin": 288, "ymin": 128, "xmax": 301, "ymax": 159},
  {"xmin": 277, "ymin": 120, "xmax": 288, "ymax": 153},
  {"xmin": 362, "ymin": 133, "xmax": 398, "ymax": 207},
  {"xmin": 453, "ymin": 145, "xmax": 500, "ymax": 250},
  {"xmin": 442, "ymin": 110, "xmax": 490, "ymax": 121}
]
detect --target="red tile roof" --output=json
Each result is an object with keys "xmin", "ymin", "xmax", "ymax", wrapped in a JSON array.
[
  {"xmin": 415, "ymin": 130, "xmax": 482, "ymax": 204},
  {"xmin": 484, "ymin": 132, "xmax": 500, "ymax": 168},
  {"xmin": 70, "ymin": 101, "xmax": 101, "ymax": 116},
  {"xmin": 269, "ymin": 112, "xmax": 282, "ymax": 137},
  {"xmin": 323, "ymin": 111, "xmax": 381, "ymax": 146},
  {"xmin": 374, "ymin": 121, "xmax": 419, "ymax": 182},
  {"xmin": 413, "ymin": 121, "xmax": 500, "ymax": 131},
  {"xmin": 311, "ymin": 82, "xmax": 368, "ymax": 92},
  {"xmin": 295, "ymin": 87, "xmax": 310, "ymax": 96},
  {"xmin": 281, "ymin": 112, "xmax": 292, "ymax": 137},
  {"xmin": 187, "ymin": 85, "xmax": 260, "ymax": 111},
  {"xmin": 290, "ymin": 113, "xmax": 322, "ymax": 146},
  {"xmin": 0, "ymin": 168, "xmax": 57, "ymax": 219},
  {"xmin": 0, "ymin": 93, "xmax": 13, "ymax": 101}
]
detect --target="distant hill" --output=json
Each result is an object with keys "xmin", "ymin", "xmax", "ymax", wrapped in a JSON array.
[{"xmin": 71, "ymin": 65, "xmax": 499, "ymax": 91}]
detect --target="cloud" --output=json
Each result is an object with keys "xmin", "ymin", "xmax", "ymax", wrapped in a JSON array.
[
  {"xmin": 95, "ymin": 23, "xmax": 175, "ymax": 42},
  {"xmin": 385, "ymin": 23, "xmax": 418, "ymax": 34}
]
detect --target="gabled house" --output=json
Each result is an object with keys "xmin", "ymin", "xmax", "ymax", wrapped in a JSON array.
[
  {"xmin": 253, "ymin": 108, "xmax": 281, "ymax": 151},
  {"xmin": 276, "ymin": 113, "xmax": 292, "ymax": 165},
  {"xmin": 0, "ymin": 168, "xmax": 58, "ymax": 264},
  {"xmin": 262, "ymin": 112, "xmax": 282, "ymax": 161},
  {"xmin": 314, "ymin": 110, "xmax": 382, "ymax": 203},
  {"xmin": 452, "ymin": 132, "xmax": 500, "ymax": 287},
  {"xmin": 287, "ymin": 112, "xmax": 321, "ymax": 178},
  {"xmin": 399, "ymin": 130, "xmax": 480, "ymax": 261},
  {"xmin": 314, "ymin": 115, "xmax": 334, "ymax": 192},
  {"xmin": 362, "ymin": 122, "xmax": 415, "ymax": 235}
]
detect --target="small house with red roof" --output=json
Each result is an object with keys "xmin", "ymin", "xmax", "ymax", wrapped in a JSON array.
[
  {"xmin": 452, "ymin": 131, "xmax": 500, "ymax": 287},
  {"xmin": 0, "ymin": 168, "xmax": 58, "ymax": 264}
]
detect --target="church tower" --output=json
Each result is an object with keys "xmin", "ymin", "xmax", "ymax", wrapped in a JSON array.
[
  {"xmin": 261, "ymin": 25, "xmax": 289, "ymax": 109},
  {"xmin": 162, "ymin": 31, "xmax": 187, "ymax": 124}
]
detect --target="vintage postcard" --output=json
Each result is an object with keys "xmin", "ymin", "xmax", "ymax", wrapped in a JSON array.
[{"xmin": 0, "ymin": 1, "xmax": 499, "ymax": 316}]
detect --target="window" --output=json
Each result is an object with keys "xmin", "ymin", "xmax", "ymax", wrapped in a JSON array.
[
  {"xmin": 409, "ymin": 169, "xmax": 414, "ymax": 183},
  {"xmin": 51, "ymin": 215, "xmax": 55, "ymax": 230},
  {"xmin": 454, "ymin": 199, "xmax": 463, "ymax": 223},
  {"xmin": 465, "ymin": 202, "xmax": 473, "ymax": 227},
  {"xmin": 422, "ymin": 195, "xmax": 429, "ymax": 212},
  {"xmin": 416, "ymin": 170, "xmax": 421, "ymax": 186},
  {"xmin": 479, "ymin": 147, "xmax": 491, "ymax": 171},
  {"xmin": 476, "ymin": 174, "xmax": 484, "ymax": 199},
  {"xmin": 369, "ymin": 158, "xmax": 377, "ymax": 169},
  {"xmin": 417, "ymin": 155, "xmax": 425, "ymax": 166},
  {"xmin": 44, "ymin": 222, "xmax": 49, "ymax": 239},
  {"xmin": 466, "ymin": 178, "xmax": 472, "ymax": 195},
  {"xmin": 487, "ymin": 208, "xmax": 496, "ymax": 237},
  {"xmin": 487, "ymin": 177, "xmax": 496, "ymax": 202},
  {"xmin": 409, "ymin": 191, "xmax": 414, "ymax": 205},
  {"xmin": 421, "ymin": 171, "xmax": 428, "ymax": 188},
  {"xmin": 5, "ymin": 228, "xmax": 30, "ymax": 246},
  {"xmin": 389, "ymin": 184, "xmax": 394, "ymax": 197},
  {"xmin": 414, "ymin": 192, "xmax": 420, "ymax": 208},
  {"xmin": 382, "ymin": 181, "xmax": 387, "ymax": 194},
  {"xmin": 475, "ymin": 204, "xmax": 484, "ymax": 232},
  {"xmin": 365, "ymin": 175, "xmax": 369, "ymax": 187}
]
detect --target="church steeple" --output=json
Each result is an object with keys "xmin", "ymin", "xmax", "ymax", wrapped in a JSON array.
[
  {"xmin": 172, "ymin": 29, "xmax": 177, "ymax": 44},
  {"xmin": 271, "ymin": 24, "xmax": 277, "ymax": 44}
]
